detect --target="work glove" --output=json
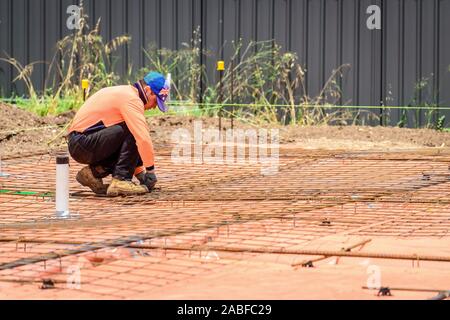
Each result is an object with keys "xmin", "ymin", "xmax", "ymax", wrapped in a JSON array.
[{"xmin": 136, "ymin": 169, "xmax": 158, "ymax": 191}]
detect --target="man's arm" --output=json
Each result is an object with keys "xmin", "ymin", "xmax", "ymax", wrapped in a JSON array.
[{"xmin": 120, "ymin": 99, "xmax": 155, "ymax": 168}]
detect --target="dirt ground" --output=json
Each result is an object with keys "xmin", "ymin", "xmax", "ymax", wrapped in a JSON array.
[
  {"xmin": 0, "ymin": 103, "xmax": 73, "ymax": 156},
  {"xmin": 2, "ymin": 102, "xmax": 450, "ymax": 157}
]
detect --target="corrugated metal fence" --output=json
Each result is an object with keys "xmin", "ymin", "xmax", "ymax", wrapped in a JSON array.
[{"xmin": 1, "ymin": 0, "xmax": 450, "ymax": 126}]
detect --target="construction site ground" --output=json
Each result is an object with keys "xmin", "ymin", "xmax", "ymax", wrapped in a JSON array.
[{"xmin": 0, "ymin": 103, "xmax": 450, "ymax": 300}]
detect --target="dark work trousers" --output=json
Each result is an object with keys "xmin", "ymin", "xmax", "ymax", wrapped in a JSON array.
[{"xmin": 68, "ymin": 122, "xmax": 143, "ymax": 180}]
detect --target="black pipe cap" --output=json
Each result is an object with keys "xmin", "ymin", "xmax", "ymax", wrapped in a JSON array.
[{"xmin": 56, "ymin": 154, "xmax": 69, "ymax": 165}]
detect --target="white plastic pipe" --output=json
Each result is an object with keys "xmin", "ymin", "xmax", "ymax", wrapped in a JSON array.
[
  {"xmin": 55, "ymin": 154, "xmax": 69, "ymax": 217},
  {"xmin": 166, "ymin": 73, "xmax": 171, "ymax": 101},
  {"xmin": 0, "ymin": 155, "xmax": 9, "ymax": 177}
]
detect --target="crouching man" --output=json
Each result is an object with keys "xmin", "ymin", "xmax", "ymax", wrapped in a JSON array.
[{"xmin": 67, "ymin": 71, "xmax": 169, "ymax": 196}]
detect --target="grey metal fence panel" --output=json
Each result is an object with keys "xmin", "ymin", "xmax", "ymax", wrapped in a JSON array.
[
  {"xmin": 359, "ymin": 0, "xmax": 381, "ymax": 125},
  {"xmin": 29, "ymin": 0, "xmax": 44, "ymax": 94},
  {"xmin": 223, "ymin": 0, "xmax": 238, "ymax": 64},
  {"xmin": 10, "ymin": 0, "xmax": 27, "ymax": 95},
  {"xmin": 203, "ymin": 0, "xmax": 220, "ymax": 85},
  {"xmin": 0, "ymin": 0, "xmax": 11, "ymax": 96},
  {"xmin": 44, "ymin": 0, "xmax": 62, "ymax": 90},
  {"xmin": 110, "ymin": 0, "xmax": 127, "ymax": 77},
  {"xmin": 383, "ymin": 0, "xmax": 401, "ymax": 125},
  {"xmin": 439, "ymin": 0, "xmax": 450, "ymax": 126},
  {"xmin": 127, "ymin": 0, "xmax": 144, "ymax": 76},
  {"xmin": 404, "ymin": 0, "xmax": 421, "ymax": 127},
  {"xmin": 341, "ymin": 0, "xmax": 357, "ymax": 108},
  {"xmin": 1, "ymin": 0, "xmax": 450, "ymax": 127}
]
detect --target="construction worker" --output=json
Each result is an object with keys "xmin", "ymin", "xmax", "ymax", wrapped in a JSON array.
[{"xmin": 67, "ymin": 71, "xmax": 170, "ymax": 196}]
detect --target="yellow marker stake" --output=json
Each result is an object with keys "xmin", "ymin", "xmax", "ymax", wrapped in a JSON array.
[
  {"xmin": 81, "ymin": 79, "xmax": 89, "ymax": 89},
  {"xmin": 81, "ymin": 79, "xmax": 89, "ymax": 101},
  {"xmin": 217, "ymin": 60, "xmax": 225, "ymax": 71},
  {"xmin": 217, "ymin": 61, "xmax": 225, "ymax": 131}
]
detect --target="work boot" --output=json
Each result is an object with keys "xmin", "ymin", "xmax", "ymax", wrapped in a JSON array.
[
  {"xmin": 106, "ymin": 178, "xmax": 148, "ymax": 197},
  {"xmin": 76, "ymin": 166, "xmax": 108, "ymax": 195}
]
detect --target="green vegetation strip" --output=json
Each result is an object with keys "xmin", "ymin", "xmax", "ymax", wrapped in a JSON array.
[
  {"xmin": 0, "ymin": 189, "xmax": 53, "ymax": 197},
  {"xmin": 147, "ymin": 102, "xmax": 450, "ymax": 118},
  {"xmin": 3, "ymin": 98, "xmax": 450, "ymax": 110}
]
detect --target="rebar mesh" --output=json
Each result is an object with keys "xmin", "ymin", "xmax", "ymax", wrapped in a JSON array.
[{"xmin": 1, "ymin": 145, "xmax": 450, "ymax": 298}]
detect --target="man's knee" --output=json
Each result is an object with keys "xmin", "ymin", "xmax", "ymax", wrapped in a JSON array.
[{"xmin": 68, "ymin": 133, "xmax": 93, "ymax": 164}]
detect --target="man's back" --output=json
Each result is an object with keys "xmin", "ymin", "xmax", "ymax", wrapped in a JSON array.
[{"xmin": 69, "ymin": 85, "xmax": 142, "ymax": 133}]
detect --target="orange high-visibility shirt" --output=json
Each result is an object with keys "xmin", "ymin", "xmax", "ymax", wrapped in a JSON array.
[{"xmin": 68, "ymin": 85, "xmax": 153, "ymax": 172}]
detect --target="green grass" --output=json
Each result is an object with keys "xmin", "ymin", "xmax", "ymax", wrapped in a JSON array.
[
  {"xmin": 2, "ymin": 96, "xmax": 81, "ymax": 116},
  {"xmin": 4, "ymin": 97, "xmax": 450, "ymax": 132}
]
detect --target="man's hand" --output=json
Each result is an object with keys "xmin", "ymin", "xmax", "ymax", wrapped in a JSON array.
[{"xmin": 136, "ymin": 170, "xmax": 158, "ymax": 191}]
